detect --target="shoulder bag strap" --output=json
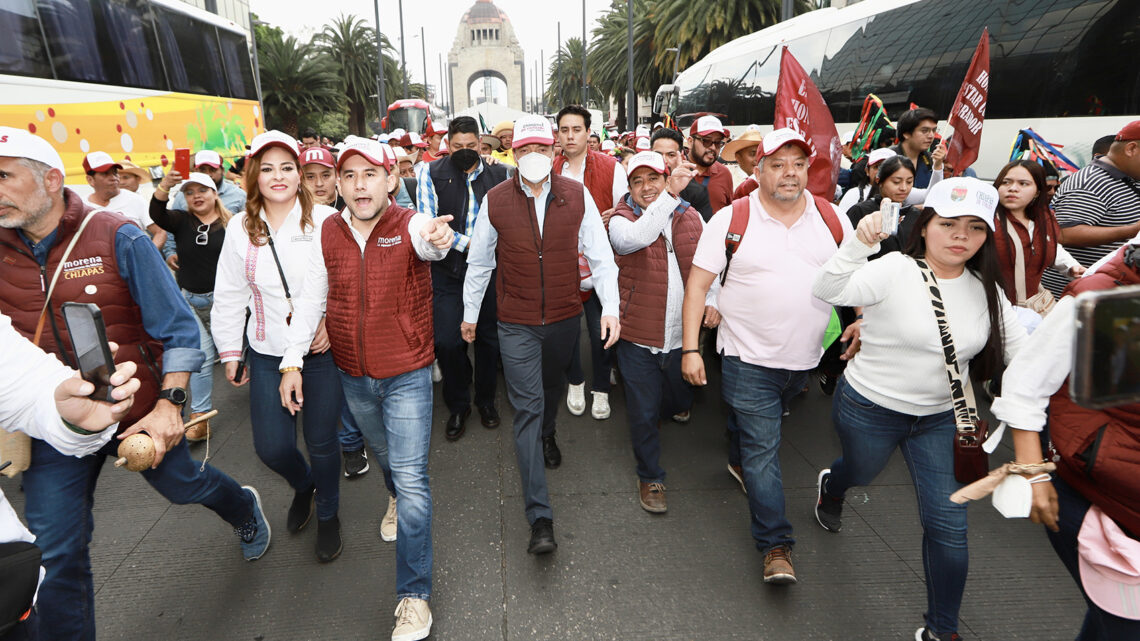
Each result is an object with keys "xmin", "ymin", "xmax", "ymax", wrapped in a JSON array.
[
  {"xmin": 1005, "ymin": 217, "xmax": 1029, "ymax": 305},
  {"xmin": 32, "ymin": 212, "xmax": 97, "ymax": 346},
  {"xmin": 264, "ymin": 234, "xmax": 293, "ymax": 326},
  {"xmin": 914, "ymin": 258, "xmax": 980, "ymax": 433},
  {"xmin": 722, "ymin": 197, "xmax": 750, "ymax": 286}
]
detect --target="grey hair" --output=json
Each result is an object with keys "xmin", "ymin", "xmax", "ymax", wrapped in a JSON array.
[
  {"xmin": 16, "ymin": 157, "xmax": 53, "ymax": 179},
  {"xmin": 755, "ymin": 157, "xmax": 765, "ymax": 172}
]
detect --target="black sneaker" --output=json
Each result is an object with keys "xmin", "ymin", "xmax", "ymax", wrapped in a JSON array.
[
  {"xmin": 527, "ymin": 517, "xmax": 557, "ymax": 555},
  {"xmin": 815, "ymin": 469, "xmax": 843, "ymax": 533},
  {"xmin": 915, "ymin": 627, "xmax": 962, "ymax": 641},
  {"xmin": 542, "ymin": 435, "xmax": 562, "ymax": 468},
  {"xmin": 818, "ymin": 373, "xmax": 837, "ymax": 396},
  {"xmin": 315, "ymin": 516, "xmax": 342, "ymax": 563},
  {"xmin": 343, "ymin": 447, "xmax": 369, "ymax": 479},
  {"xmin": 287, "ymin": 486, "xmax": 315, "ymax": 534}
]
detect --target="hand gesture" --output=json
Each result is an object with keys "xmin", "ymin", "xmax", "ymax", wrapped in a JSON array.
[
  {"xmin": 117, "ymin": 394, "xmax": 185, "ymax": 468},
  {"xmin": 932, "ymin": 140, "xmax": 947, "ymax": 170},
  {"xmin": 55, "ymin": 347, "xmax": 140, "ymax": 434},
  {"xmin": 855, "ymin": 204, "xmax": 889, "ymax": 248},
  {"xmin": 667, "ymin": 162, "xmax": 697, "ymax": 196},
  {"xmin": 159, "ymin": 170, "xmax": 182, "ymax": 192},
  {"xmin": 421, "ymin": 215, "xmax": 455, "ymax": 250},
  {"xmin": 224, "ymin": 361, "xmax": 249, "ymax": 387}
]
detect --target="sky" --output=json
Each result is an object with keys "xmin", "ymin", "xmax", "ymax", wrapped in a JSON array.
[{"xmin": 250, "ymin": 0, "xmax": 616, "ymax": 105}]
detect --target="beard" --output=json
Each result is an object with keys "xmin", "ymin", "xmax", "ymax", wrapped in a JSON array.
[{"xmin": 0, "ymin": 187, "xmax": 52, "ymax": 230}]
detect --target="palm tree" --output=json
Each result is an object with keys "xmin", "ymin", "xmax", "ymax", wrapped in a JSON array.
[
  {"xmin": 650, "ymin": 0, "xmax": 813, "ymax": 72},
  {"xmin": 588, "ymin": 0, "xmax": 670, "ymax": 128},
  {"xmin": 258, "ymin": 34, "xmax": 341, "ymax": 136},
  {"xmin": 545, "ymin": 38, "xmax": 594, "ymax": 108},
  {"xmin": 313, "ymin": 15, "xmax": 405, "ymax": 136}
]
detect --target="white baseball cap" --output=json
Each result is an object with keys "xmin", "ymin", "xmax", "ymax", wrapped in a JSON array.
[
  {"xmin": 759, "ymin": 128, "xmax": 812, "ymax": 159},
  {"xmin": 389, "ymin": 128, "xmax": 407, "ymax": 140},
  {"xmin": 249, "ymin": 130, "xmax": 300, "ymax": 159},
  {"xmin": 689, "ymin": 115, "xmax": 729, "ymax": 138},
  {"xmin": 635, "ymin": 137, "xmax": 651, "ymax": 151},
  {"xmin": 0, "ymin": 127, "xmax": 65, "ymax": 174},
  {"xmin": 841, "ymin": 131, "xmax": 855, "ymax": 146},
  {"xmin": 601, "ymin": 139, "xmax": 616, "ymax": 152},
  {"xmin": 83, "ymin": 151, "xmax": 122, "ymax": 173},
  {"xmin": 867, "ymin": 148, "xmax": 896, "ymax": 166},
  {"xmin": 512, "ymin": 115, "xmax": 555, "ymax": 149},
  {"xmin": 923, "ymin": 177, "xmax": 998, "ymax": 231},
  {"xmin": 337, "ymin": 138, "xmax": 395, "ymax": 171},
  {"xmin": 194, "ymin": 150, "xmax": 222, "ymax": 168},
  {"xmin": 626, "ymin": 151, "xmax": 667, "ymax": 177},
  {"xmin": 183, "ymin": 172, "xmax": 218, "ymax": 192},
  {"xmin": 426, "ymin": 119, "xmax": 448, "ymax": 137},
  {"xmin": 635, "ymin": 124, "xmax": 651, "ymax": 139},
  {"xmin": 394, "ymin": 146, "xmax": 413, "ymax": 163}
]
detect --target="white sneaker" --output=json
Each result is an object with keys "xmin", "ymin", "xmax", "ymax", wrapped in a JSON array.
[
  {"xmin": 391, "ymin": 597, "xmax": 432, "ymax": 641},
  {"xmin": 431, "ymin": 360, "xmax": 442, "ymax": 383},
  {"xmin": 566, "ymin": 383, "xmax": 586, "ymax": 415},
  {"xmin": 380, "ymin": 495, "xmax": 398, "ymax": 542},
  {"xmin": 591, "ymin": 391, "xmax": 611, "ymax": 420}
]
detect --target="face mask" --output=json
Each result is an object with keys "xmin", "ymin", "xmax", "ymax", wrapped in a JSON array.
[
  {"xmin": 517, "ymin": 152, "xmax": 553, "ymax": 183},
  {"xmin": 451, "ymin": 148, "xmax": 480, "ymax": 172}
]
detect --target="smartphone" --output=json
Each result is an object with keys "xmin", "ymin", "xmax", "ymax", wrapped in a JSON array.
[
  {"xmin": 233, "ymin": 358, "xmax": 246, "ymax": 383},
  {"xmin": 1071, "ymin": 285, "xmax": 1140, "ymax": 409},
  {"xmin": 928, "ymin": 134, "xmax": 943, "ymax": 154},
  {"xmin": 174, "ymin": 148, "xmax": 191, "ymax": 178},
  {"xmin": 881, "ymin": 201, "xmax": 901, "ymax": 236},
  {"xmin": 61, "ymin": 302, "xmax": 117, "ymax": 402}
]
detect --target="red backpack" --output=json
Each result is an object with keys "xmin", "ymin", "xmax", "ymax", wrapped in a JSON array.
[{"xmin": 721, "ymin": 194, "xmax": 844, "ymax": 285}]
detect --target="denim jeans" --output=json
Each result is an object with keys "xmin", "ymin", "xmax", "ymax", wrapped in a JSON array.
[
  {"xmin": 824, "ymin": 376, "xmax": 967, "ymax": 636},
  {"xmin": 21, "ymin": 436, "xmax": 253, "ymax": 641},
  {"xmin": 339, "ymin": 404, "xmax": 363, "ymax": 450},
  {"xmin": 182, "ymin": 289, "xmax": 217, "ymax": 414},
  {"xmin": 339, "ymin": 366, "xmax": 433, "ymax": 600},
  {"xmin": 614, "ymin": 341, "xmax": 692, "ymax": 483},
  {"xmin": 720, "ymin": 356, "xmax": 807, "ymax": 554},
  {"xmin": 566, "ymin": 292, "xmax": 613, "ymax": 393},
  {"xmin": 1045, "ymin": 475, "xmax": 1140, "ymax": 641},
  {"xmin": 248, "ymin": 349, "xmax": 342, "ymax": 521}
]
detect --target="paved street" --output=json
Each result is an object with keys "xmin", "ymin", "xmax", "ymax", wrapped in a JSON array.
[{"xmin": 3, "ymin": 349, "xmax": 1086, "ymax": 641}]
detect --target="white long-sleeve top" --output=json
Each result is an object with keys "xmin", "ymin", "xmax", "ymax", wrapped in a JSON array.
[
  {"xmin": 211, "ymin": 201, "xmax": 337, "ymax": 361},
  {"xmin": 813, "ymin": 239, "xmax": 1028, "ymax": 416},
  {"xmin": 279, "ymin": 209, "xmax": 448, "ymax": 370},
  {"xmin": 1, "ymin": 312, "xmax": 114, "ymax": 554},
  {"xmin": 608, "ymin": 192, "xmax": 719, "ymax": 353}
]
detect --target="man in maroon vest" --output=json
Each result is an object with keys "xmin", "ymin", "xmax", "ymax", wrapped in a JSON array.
[
  {"xmin": 0, "ymin": 127, "xmax": 268, "ymax": 641},
  {"xmin": 279, "ymin": 138, "xmax": 454, "ymax": 641},
  {"xmin": 609, "ymin": 151, "xmax": 720, "ymax": 513},
  {"xmin": 461, "ymin": 115, "xmax": 621, "ymax": 555},
  {"xmin": 552, "ymin": 105, "xmax": 628, "ymax": 421},
  {"xmin": 991, "ymin": 239, "xmax": 1140, "ymax": 639}
]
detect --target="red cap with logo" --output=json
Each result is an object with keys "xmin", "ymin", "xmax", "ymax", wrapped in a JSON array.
[
  {"xmin": 83, "ymin": 151, "xmax": 122, "ymax": 173},
  {"xmin": 300, "ymin": 147, "xmax": 336, "ymax": 169},
  {"xmin": 337, "ymin": 139, "xmax": 395, "ymax": 171},
  {"xmin": 758, "ymin": 128, "xmax": 813, "ymax": 160},
  {"xmin": 1116, "ymin": 120, "xmax": 1140, "ymax": 142},
  {"xmin": 689, "ymin": 115, "xmax": 729, "ymax": 138}
]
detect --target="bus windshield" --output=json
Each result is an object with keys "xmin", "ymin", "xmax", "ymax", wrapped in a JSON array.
[{"xmin": 387, "ymin": 107, "xmax": 429, "ymax": 134}]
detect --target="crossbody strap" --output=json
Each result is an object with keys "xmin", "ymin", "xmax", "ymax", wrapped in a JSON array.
[
  {"xmin": 32, "ymin": 212, "xmax": 97, "ymax": 346},
  {"xmin": 1005, "ymin": 217, "xmax": 1029, "ymax": 305},
  {"xmin": 914, "ymin": 259, "xmax": 980, "ymax": 434},
  {"xmin": 264, "ymin": 234, "xmax": 293, "ymax": 325}
]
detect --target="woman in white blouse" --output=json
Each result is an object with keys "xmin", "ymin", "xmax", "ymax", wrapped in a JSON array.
[
  {"xmin": 211, "ymin": 131, "xmax": 344, "ymax": 562},
  {"xmin": 810, "ymin": 178, "xmax": 1028, "ymax": 641}
]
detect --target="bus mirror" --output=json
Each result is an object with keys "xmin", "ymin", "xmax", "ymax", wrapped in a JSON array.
[{"xmin": 653, "ymin": 84, "xmax": 678, "ymax": 116}]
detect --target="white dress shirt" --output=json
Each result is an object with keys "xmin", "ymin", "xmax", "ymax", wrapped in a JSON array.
[
  {"xmin": 85, "ymin": 188, "xmax": 153, "ymax": 230},
  {"xmin": 558, "ymin": 154, "xmax": 629, "ymax": 208},
  {"xmin": 279, "ymin": 208, "xmax": 448, "ymax": 370},
  {"xmin": 211, "ymin": 201, "xmax": 338, "ymax": 361}
]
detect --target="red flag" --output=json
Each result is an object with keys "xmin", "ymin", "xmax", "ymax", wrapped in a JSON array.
[
  {"xmin": 946, "ymin": 28, "xmax": 990, "ymax": 174},
  {"xmin": 773, "ymin": 47, "xmax": 841, "ymax": 199}
]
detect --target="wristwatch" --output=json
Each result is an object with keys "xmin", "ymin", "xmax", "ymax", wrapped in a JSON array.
[{"xmin": 158, "ymin": 387, "xmax": 188, "ymax": 406}]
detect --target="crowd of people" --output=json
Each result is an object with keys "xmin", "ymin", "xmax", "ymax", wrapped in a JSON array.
[{"xmin": 0, "ymin": 106, "xmax": 1138, "ymax": 641}]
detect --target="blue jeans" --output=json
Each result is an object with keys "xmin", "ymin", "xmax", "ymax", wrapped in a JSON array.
[
  {"xmin": 248, "ymin": 349, "xmax": 342, "ymax": 521},
  {"xmin": 567, "ymin": 291, "xmax": 613, "ymax": 393},
  {"xmin": 720, "ymin": 356, "xmax": 806, "ymax": 553},
  {"xmin": 21, "ymin": 436, "xmax": 253, "ymax": 641},
  {"xmin": 182, "ymin": 289, "xmax": 217, "ymax": 414},
  {"xmin": 339, "ymin": 366, "xmax": 433, "ymax": 600},
  {"xmin": 338, "ymin": 405, "xmax": 364, "ymax": 451},
  {"xmin": 825, "ymin": 376, "xmax": 967, "ymax": 636},
  {"xmin": 614, "ymin": 341, "xmax": 692, "ymax": 482},
  {"xmin": 1046, "ymin": 475, "xmax": 1140, "ymax": 641}
]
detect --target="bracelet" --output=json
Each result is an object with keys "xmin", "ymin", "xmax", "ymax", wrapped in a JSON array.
[
  {"xmin": 62, "ymin": 418, "xmax": 99, "ymax": 436},
  {"xmin": 681, "ymin": 349, "xmax": 700, "ymax": 355},
  {"xmin": 279, "ymin": 366, "xmax": 301, "ymax": 374},
  {"xmin": 1027, "ymin": 473, "xmax": 1052, "ymax": 485},
  {"xmin": 155, "ymin": 184, "xmax": 169, "ymax": 194}
]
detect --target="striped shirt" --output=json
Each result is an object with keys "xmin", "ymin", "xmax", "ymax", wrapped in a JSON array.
[
  {"xmin": 415, "ymin": 160, "xmax": 482, "ymax": 252},
  {"xmin": 1040, "ymin": 160, "xmax": 1140, "ymax": 296}
]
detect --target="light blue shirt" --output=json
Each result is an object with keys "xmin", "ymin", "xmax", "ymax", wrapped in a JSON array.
[
  {"xmin": 462, "ymin": 176, "xmax": 620, "ymax": 324},
  {"xmin": 415, "ymin": 160, "xmax": 484, "ymax": 252}
]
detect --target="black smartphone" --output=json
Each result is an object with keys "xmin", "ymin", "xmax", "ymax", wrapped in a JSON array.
[
  {"xmin": 61, "ymin": 302, "xmax": 117, "ymax": 402},
  {"xmin": 233, "ymin": 358, "xmax": 246, "ymax": 383}
]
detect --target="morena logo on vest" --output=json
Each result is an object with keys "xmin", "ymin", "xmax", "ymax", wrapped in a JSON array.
[
  {"xmin": 62, "ymin": 255, "xmax": 105, "ymax": 279},
  {"xmin": 376, "ymin": 236, "xmax": 403, "ymax": 247}
]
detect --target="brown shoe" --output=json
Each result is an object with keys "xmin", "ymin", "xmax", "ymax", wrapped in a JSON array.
[
  {"xmin": 763, "ymin": 545, "xmax": 796, "ymax": 584},
  {"xmin": 638, "ymin": 481, "xmax": 667, "ymax": 513},
  {"xmin": 186, "ymin": 412, "xmax": 210, "ymax": 442}
]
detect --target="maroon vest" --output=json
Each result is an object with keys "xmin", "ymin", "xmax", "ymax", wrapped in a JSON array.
[
  {"xmin": 1049, "ymin": 249, "xmax": 1140, "ymax": 534},
  {"xmin": 321, "ymin": 206, "xmax": 434, "ymax": 379},
  {"xmin": 553, "ymin": 150, "xmax": 617, "ymax": 213},
  {"xmin": 486, "ymin": 174, "xmax": 584, "ymax": 326},
  {"xmin": 0, "ymin": 189, "xmax": 163, "ymax": 430},
  {"xmin": 612, "ymin": 198, "xmax": 703, "ymax": 348}
]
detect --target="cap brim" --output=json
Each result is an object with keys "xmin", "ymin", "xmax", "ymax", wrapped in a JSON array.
[
  {"xmin": 762, "ymin": 139, "xmax": 813, "ymax": 159},
  {"xmin": 88, "ymin": 163, "xmax": 122, "ymax": 173},
  {"xmin": 723, "ymin": 139, "xmax": 760, "ymax": 158},
  {"xmin": 512, "ymin": 136, "xmax": 554, "ymax": 149},
  {"xmin": 251, "ymin": 140, "xmax": 299, "ymax": 159},
  {"xmin": 1079, "ymin": 553, "xmax": 1140, "ymax": 620},
  {"xmin": 337, "ymin": 148, "xmax": 392, "ymax": 170}
]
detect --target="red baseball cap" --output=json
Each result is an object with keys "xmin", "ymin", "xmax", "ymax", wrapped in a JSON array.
[
  {"xmin": 1116, "ymin": 120, "xmax": 1140, "ymax": 142},
  {"xmin": 758, "ymin": 128, "xmax": 813, "ymax": 160},
  {"xmin": 82, "ymin": 151, "xmax": 122, "ymax": 173},
  {"xmin": 300, "ymin": 147, "xmax": 336, "ymax": 169},
  {"xmin": 193, "ymin": 150, "xmax": 222, "ymax": 169},
  {"xmin": 689, "ymin": 115, "xmax": 729, "ymax": 138},
  {"xmin": 512, "ymin": 115, "xmax": 555, "ymax": 149},
  {"xmin": 426, "ymin": 119, "xmax": 448, "ymax": 138},
  {"xmin": 337, "ymin": 139, "xmax": 395, "ymax": 171}
]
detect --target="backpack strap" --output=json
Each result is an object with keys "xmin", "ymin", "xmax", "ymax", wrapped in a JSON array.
[
  {"xmin": 722, "ymin": 197, "xmax": 750, "ymax": 285},
  {"xmin": 813, "ymin": 195, "xmax": 844, "ymax": 247}
]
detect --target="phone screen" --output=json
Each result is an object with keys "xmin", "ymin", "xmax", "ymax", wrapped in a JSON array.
[
  {"xmin": 62, "ymin": 304, "xmax": 116, "ymax": 402},
  {"xmin": 1073, "ymin": 287, "xmax": 1140, "ymax": 408}
]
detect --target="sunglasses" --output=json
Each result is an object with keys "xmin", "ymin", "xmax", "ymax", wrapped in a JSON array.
[
  {"xmin": 196, "ymin": 223, "xmax": 210, "ymax": 246},
  {"xmin": 693, "ymin": 135, "xmax": 727, "ymax": 150}
]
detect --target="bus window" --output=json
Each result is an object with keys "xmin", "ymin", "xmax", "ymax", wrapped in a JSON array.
[
  {"xmin": 217, "ymin": 29, "xmax": 257, "ymax": 100},
  {"xmin": 37, "ymin": 0, "xmax": 106, "ymax": 83},
  {"xmin": 96, "ymin": 0, "xmax": 166, "ymax": 90},
  {"xmin": 154, "ymin": 7, "xmax": 226, "ymax": 96},
  {"xmin": 0, "ymin": 0, "xmax": 52, "ymax": 78}
]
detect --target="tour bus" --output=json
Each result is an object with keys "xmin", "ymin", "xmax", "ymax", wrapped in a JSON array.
[
  {"xmin": 382, "ymin": 99, "xmax": 433, "ymax": 135},
  {"xmin": 1, "ymin": 0, "xmax": 262, "ymax": 187},
  {"xmin": 653, "ymin": 0, "xmax": 1140, "ymax": 178}
]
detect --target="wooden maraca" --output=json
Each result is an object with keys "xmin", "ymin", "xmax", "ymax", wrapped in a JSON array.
[{"xmin": 114, "ymin": 410, "xmax": 218, "ymax": 471}]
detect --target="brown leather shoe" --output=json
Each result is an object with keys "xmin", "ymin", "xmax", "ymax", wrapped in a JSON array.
[
  {"xmin": 186, "ymin": 412, "xmax": 210, "ymax": 442},
  {"xmin": 638, "ymin": 481, "xmax": 667, "ymax": 513},
  {"xmin": 763, "ymin": 545, "xmax": 796, "ymax": 584}
]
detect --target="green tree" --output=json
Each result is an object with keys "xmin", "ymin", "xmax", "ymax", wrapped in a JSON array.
[
  {"xmin": 313, "ymin": 15, "xmax": 405, "ymax": 136},
  {"xmin": 588, "ymin": 0, "xmax": 669, "ymax": 128},
  {"xmin": 545, "ymin": 38, "xmax": 596, "ymax": 109},
  {"xmin": 650, "ymin": 0, "xmax": 812, "ymax": 72},
  {"xmin": 258, "ymin": 34, "xmax": 341, "ymax": 136}
]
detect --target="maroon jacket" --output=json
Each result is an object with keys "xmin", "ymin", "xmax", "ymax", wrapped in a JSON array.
[
  {"xmin": 993, "ymin": 211, "xmax": 1061, "ymax": 303},
  {"xmin": 321, "ymin": 205, "xmax": 434, "ymax": 379},
  {"xmin": 487, "ymin": 174, "xmax": 585, "ymax": 326},
  {"xmin": 554, "ymin": 150, "xmax": 617, "ymax": 213}
]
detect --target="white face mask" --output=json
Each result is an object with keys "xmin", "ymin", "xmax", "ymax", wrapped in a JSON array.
[{"xmin": 517, "ymin": 152, "xmax": 553, "ymax": 183}]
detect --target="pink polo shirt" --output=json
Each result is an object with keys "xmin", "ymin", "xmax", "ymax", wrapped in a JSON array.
[{"xmin": 692, "ymin": 191, "xmax": 853, "ymax": 371}]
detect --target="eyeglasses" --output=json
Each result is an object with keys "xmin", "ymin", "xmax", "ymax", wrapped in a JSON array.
[
  {"xmin": 196, "ymin": 223, "xmax": 210, "ymax": 246},
  {"xmin": 693, "ymin": 136, "xmax": 726, "ymax": 150}
]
